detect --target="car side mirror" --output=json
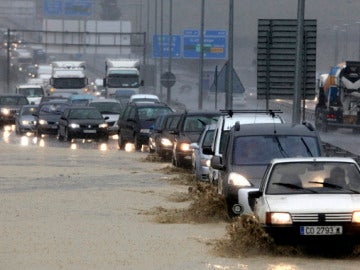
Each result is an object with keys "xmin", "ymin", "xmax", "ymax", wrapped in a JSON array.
[
  {"xmin": 190, "ymin": 142, "xmax": 199, "ymax": 150},
  {"xmin": 248, "ymin": 190, "xmax": 262, "ymax": 211},
  {"xmin": 211, "ymin": 155, "xmax": 225, "ymax": 170}
]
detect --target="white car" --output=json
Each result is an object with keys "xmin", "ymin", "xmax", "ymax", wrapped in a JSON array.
[
  {"xmin": 129, "ymin": 94, "xmax": 160, "ymax": 103},
  {"xmin": 249, "ymin": 157, "xmax": 360, "ymax": 244},
  {"xmin": 209, "ymin": 109, "xmax": 284, "ymax": 185}
]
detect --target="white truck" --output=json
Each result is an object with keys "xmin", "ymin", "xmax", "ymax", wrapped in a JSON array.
[
  {"xmin": 103, "ymin": 58, "xmax": 143, "ymax": 98},
  {"xmin": 48, "ymin": 61, "xmax": 89, "ymax": 96}
]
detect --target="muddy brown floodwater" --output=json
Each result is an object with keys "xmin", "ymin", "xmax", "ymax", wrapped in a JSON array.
[{"xmin": 1, "ymin": 141, "xmax": 359, "ymax": 270}]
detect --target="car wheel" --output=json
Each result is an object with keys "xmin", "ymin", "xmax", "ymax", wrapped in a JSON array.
[
  {"xmin": 57, "ymin": 128, "xmax": 64, "ymax": 141},
  {"xmin": 118, "ymin": 132, "xmax": 126, "ymax": 150},
  {"xmin": 15, "ymin": 125, "xmax": 20, "ymax": 135},
  {"xmin": 134, "ymin": 134, "xmax": 142, "ymax": 150},
  {"xmin": 64, "ymin": 128, "xmax": 71, "ymax": 142}
]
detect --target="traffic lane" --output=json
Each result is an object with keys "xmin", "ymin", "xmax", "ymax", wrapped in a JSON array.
[{"xmin": 1, "ymin": 138, "xmax": 360, "ymax": 269}]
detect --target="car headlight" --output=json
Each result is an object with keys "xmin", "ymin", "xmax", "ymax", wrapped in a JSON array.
[
  {"xmin": 1, "ymin": 108, "xmax": 10, "ymax": 115},
  {"xmin": 69, "ymin": 123, "xmax": 80, "ymax": 129},
  {"xmin": 161, "ymin": 138, "xmax": 173, "ymax": 147},
  {"xmin": 266, "ymin": 212, "xmax": 292, "ymax": 225},
  {"xmin": 179, "ymin": 142, "xmax": 191, "ymax": 152},
  {"xmin": 99, "ymin": 123, "xmax": 108, "ymax": 128},
  {"xmin": 352, "ymin": 211, "xmax": 360, "ymax": 223},
  {"xmin": 228, "ymin": 172, "xmax": 251, "ymax": 187},
  {"xmin": 21, "ymin": 120, "xmax": 30, "ymax": 125},
  {"xmin": 200, "ymin": 158, "xmax": 211, "ymax": 167},
  {"xmin": 39, "ymin": 119, "xmax": 48, "ymax": 125}
]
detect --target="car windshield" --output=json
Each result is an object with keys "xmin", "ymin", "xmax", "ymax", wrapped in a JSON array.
[
  {"xmin": 39, "ymin": 104, "xmax": 68, "ymax": 115},
  {"xmin": 232, "ymin": 135, "xmax": 320, "ymax": 165},
  {"xmin": 18, "ymin": 88, "xmax": 44, "ymax": 97},
  {"xmin": 137, "ymin": 107, "xmax": 172, "ymax": 121},
  {"xmin": 183, "ymin": 116, "xmax": 219, "ymax": 132},
  {"xmin": 266, "ymin": 161, "xmax": 360, "ymax": 195},
  {"xmin": 21, "ymin": 106, "xmax": 37, "ymax": 115},
  {"xmin": 0, "ymin": 96, "xmax": 28, "ymax": 105},
  {"xmin": 69, "ymin": 109, "xmax": 103, "ymax": 119}
]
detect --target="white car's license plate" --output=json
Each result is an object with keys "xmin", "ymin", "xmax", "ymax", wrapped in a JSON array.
[
  {"xmin": 300, "ymin": 226, "xmax": 343, "ymax": 235},
  {"xmin": 83, "ymin": 129, "xmax": 96, "ymax": 134}
]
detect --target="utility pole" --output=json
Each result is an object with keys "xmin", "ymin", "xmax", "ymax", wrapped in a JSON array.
[
  {"xmin": 292, "ymin": 0, "xmax": 305, "ymax": 124},
  {"xmin": 198, "ymin": 0, "xmax": 205, "ymax": 110},
  {"xmin": 225, "ymin": 0, "xmax": 234, "ymax": 110},
  {"xmin": 166, "ymin": 0, "xmax": 173, "ymax": 105}
]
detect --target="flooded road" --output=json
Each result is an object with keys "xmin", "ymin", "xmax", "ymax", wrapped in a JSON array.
[{"xmin": 1, "ymin": 126, "xmax": 359, "ymax": 269}]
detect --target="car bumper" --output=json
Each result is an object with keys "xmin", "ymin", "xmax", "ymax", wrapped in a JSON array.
[
  {"xmin": 37, "ymin": 124, "xmax": 59, "ymax": 135},
  {"xmin": 68, "ymin": 128, "xmax": 109, "ymax": 139},
  {"xmin": 263, "ymin": 223, "xmax": 360, "ymax": 244}
]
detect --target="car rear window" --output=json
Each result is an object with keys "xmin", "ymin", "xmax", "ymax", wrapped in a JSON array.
[{"xmin": 232, "ymin": 135, "xmax": 320, "ymax": 165}]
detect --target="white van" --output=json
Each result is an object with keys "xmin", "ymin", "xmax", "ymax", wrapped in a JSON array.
[
  {"xmin": 16, "ymin": 84, "xmax": 45, "ymax": 105},
  {"xmin": 208, "ymin": 110, "xmax": 284, "ymax": 185}
]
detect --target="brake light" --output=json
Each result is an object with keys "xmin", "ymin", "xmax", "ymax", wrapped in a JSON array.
[{"xmin": 326, "ymin": 113, "xmax": 336, "ymax": 119}]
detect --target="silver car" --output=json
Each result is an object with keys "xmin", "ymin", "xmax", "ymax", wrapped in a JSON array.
[
  {"xmin": 190, "ymin": 124, "xmax": 216, "ymax": 181},
  {"xmin": 15, "ymin": 104, "xmax": 38, "ymax": 134}
]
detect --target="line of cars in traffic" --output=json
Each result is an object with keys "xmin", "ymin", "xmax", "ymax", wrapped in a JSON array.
[
  {"xmin": 1, "ymin": 92, "xmax": 141, "ymax": 142},
  {"xmin": 145, "ymin": 108, "xmax": 360, "ymax": 245}
]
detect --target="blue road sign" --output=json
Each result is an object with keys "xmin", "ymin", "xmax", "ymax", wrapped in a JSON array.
[
  {"xmin": 44, "ymin": 0, "xmax": 63, "ymax": 16},
  {"xmin": 43, "ymin": 0, "xmax": 93, "ymax": 17},
  {"xmin": 64, "ymin": 0, "xmax": 93, "ymax": 17},
  {"xmin": 152, "ymin": 35, "xmax": 181, "ymax": 58},
  {"xmin": 183, "ymin": 29, "xmax": 227, "ymax": 59}
]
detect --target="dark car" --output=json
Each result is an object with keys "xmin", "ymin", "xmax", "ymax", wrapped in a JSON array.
[
  {"xmin": 170, "ymin": 111, "xmax": 221, "ymax": 168},
  {"xmin": 117, "ymin": 102, "xmax": 174, "ymax": 150},
  {"xmin": 0, "ymin": 94, "xmax": 29, "ymax": 126},
  {"xmin": 57, "ymin": 106, "xmax": 109, "ymax": 142},
  {"xmin": 34, "ymin": 101, "xmax": 70, "ymax": 137},
  {"xmin": 148, "ymin": 112, "xmax": 182, "ymax": 159},
  {"xmin": 211, "ymin": 122, "xmax": 324, "ymax": 217},
  {"xmin": 15, "ymin": 104, "xmax": 38, "ymax": 134}
]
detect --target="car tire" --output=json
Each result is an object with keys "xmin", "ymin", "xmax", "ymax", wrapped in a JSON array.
[
  {"xmin": 64, "ymin": 128, "xmax": 71, "ymax": 142},
  {"xmin": 134, "ymin": 134, "xmax": 142, "ymax": 150},
  {"xmin": 57, "ymin": 129, "xmax": 64, "ymax": 141},
  {"xmin": 118, "ymin": 132, "xmax": 126, "ymax": 150}
]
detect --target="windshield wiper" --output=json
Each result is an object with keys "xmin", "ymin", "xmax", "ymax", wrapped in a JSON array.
[
  {"xmin": 272, "ymin": 182, "xmax": 318, "ymax": 193},
  {"xmin": 274, "ymin": 137, "xmax": 288, "ymax": 157},
  {"xmin": 301, "ymin": 137, "xmax": 313, "ymax": 157},
  {"xmin": 309, "ymin": 181, "xmax": 360, "ymax": 194}
]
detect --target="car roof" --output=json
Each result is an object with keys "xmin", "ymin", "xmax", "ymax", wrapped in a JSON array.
[
  {"xmin": 182, "ymin": 110, "xmax": 221, "ymax": 116},
  {"xmin": 128, "ymin": 102, "xmax": 170, "ymax": 108},
  {"xmin": 270, "ymin": 157, "xmax": 358, "ymax": 164},
  {"xmin": 89, "ymin": 98, "xmax": 120, "ymax": 103},
  {"xmin": 231, "ymin": 122, "xmax": 317, "ymax": 136}
]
